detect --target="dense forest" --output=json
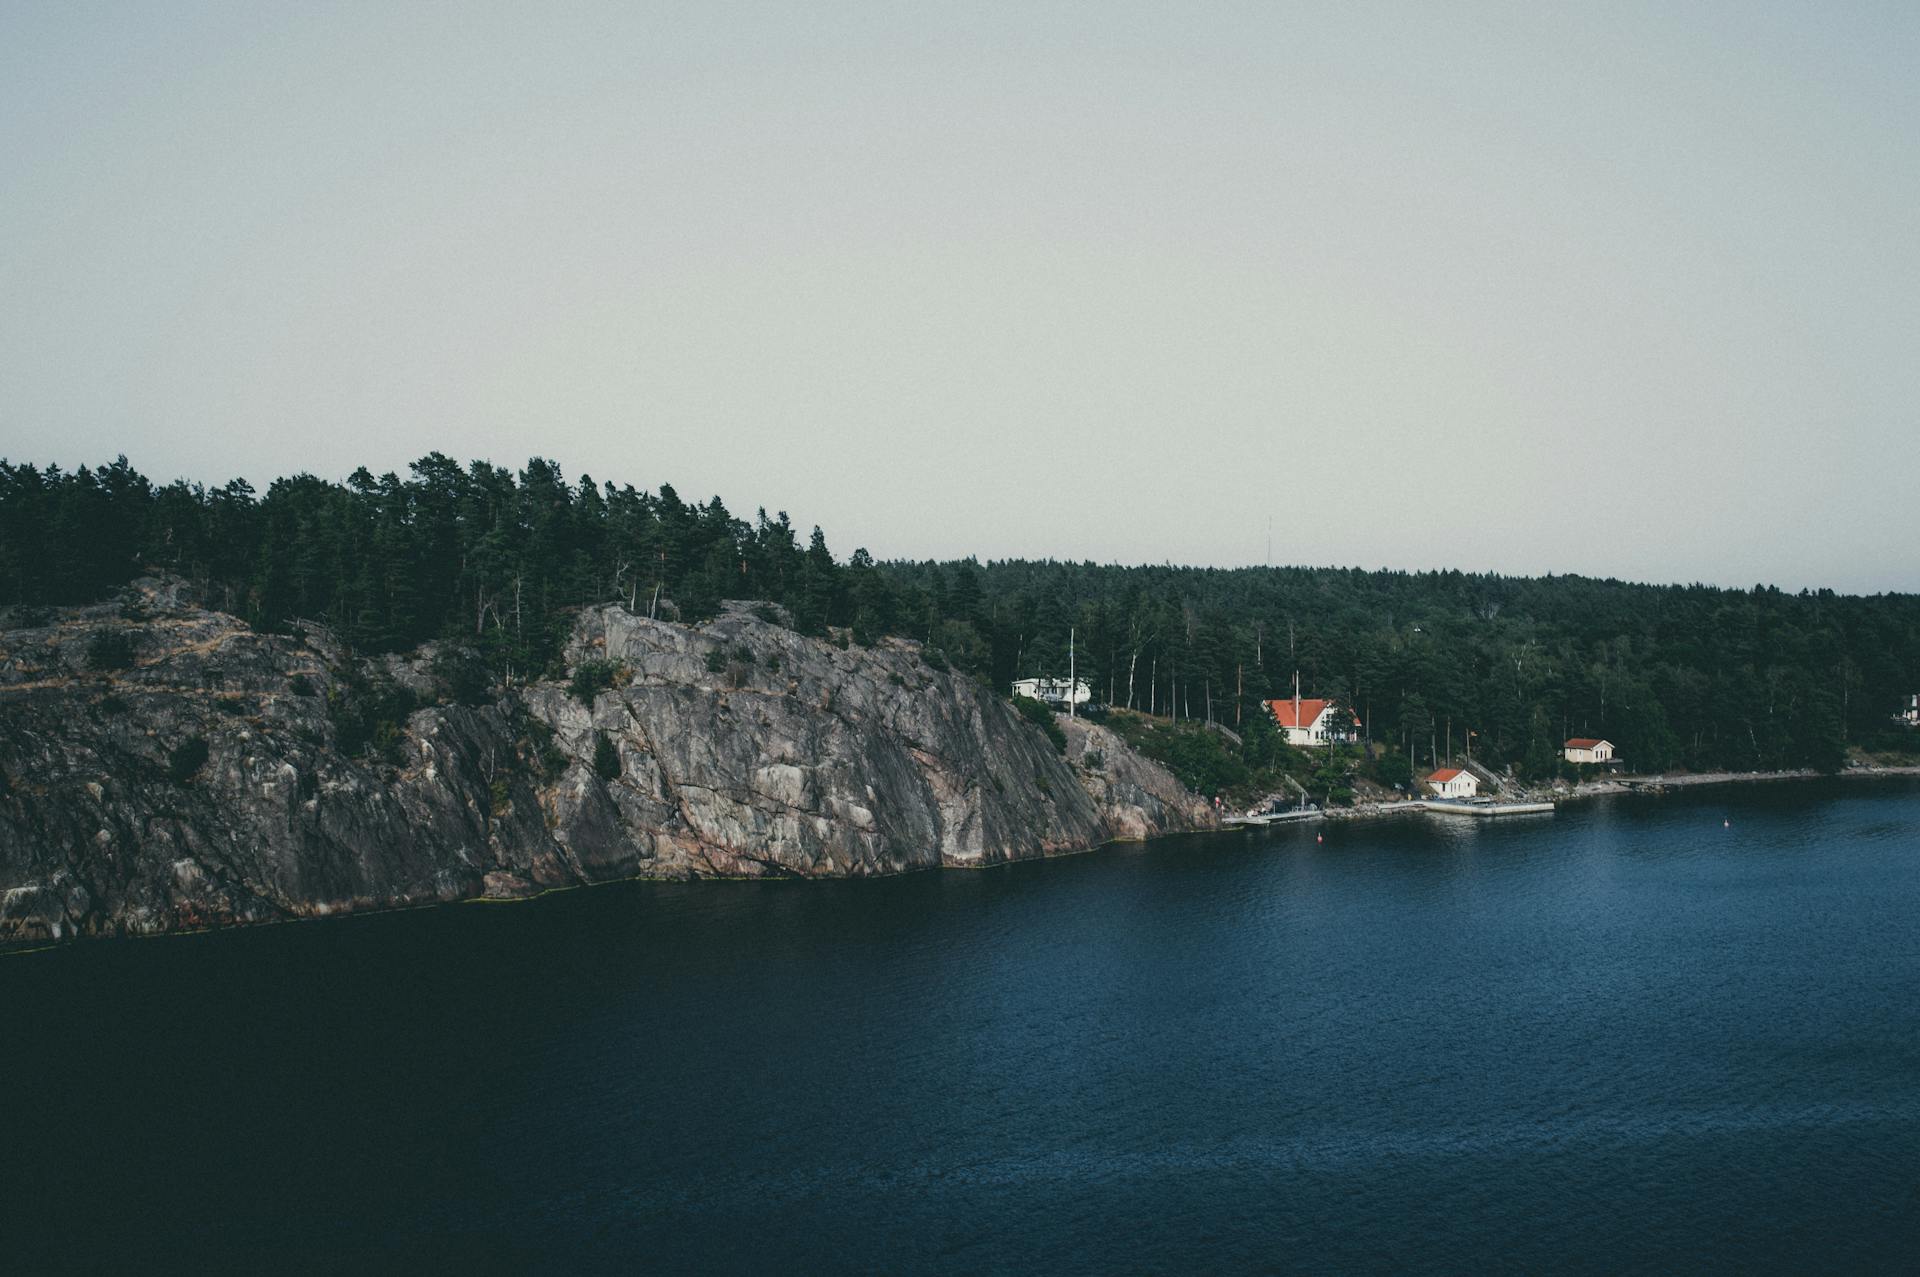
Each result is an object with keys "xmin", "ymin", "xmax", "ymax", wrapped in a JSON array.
[{"xmin": 5, "ymin": 455, "xmax": 1918, "ymax": 781}]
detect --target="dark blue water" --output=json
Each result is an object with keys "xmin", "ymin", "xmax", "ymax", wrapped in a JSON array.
[{"xmin": 7, "ymin": 782, "xmax": 1920, "ymax": 1272}]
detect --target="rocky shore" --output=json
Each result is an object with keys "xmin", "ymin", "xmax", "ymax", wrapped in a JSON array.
[{"xmin": 0, "ymin": 582, "xmax": 1215, "ymax": 946}]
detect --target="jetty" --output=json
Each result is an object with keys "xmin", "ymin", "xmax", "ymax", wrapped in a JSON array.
[
  {"xmin": 1420, "ymin": 799, "xmax": 1555, "ymax": 818},
  {"xmin": 1224, "ymin": 807, "xmax": 1324, "ymax": 828},
  {"xmin": 1225, "ymin": 798, "xmax": 1554, "ymax": 827}
]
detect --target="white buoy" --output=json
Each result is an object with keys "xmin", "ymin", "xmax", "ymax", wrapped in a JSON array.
[{"xmin": 1723, "ymin": 819, "xmax": 1730, "ymax": 828}]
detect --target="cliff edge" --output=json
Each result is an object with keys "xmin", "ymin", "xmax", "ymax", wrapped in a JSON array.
[{"xmin": 0, "ymin": 583, "xmax": 1214, "ymax": 944}]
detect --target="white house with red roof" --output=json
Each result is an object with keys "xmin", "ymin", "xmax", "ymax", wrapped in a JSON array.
[
  {"xmin": 1563, "ymin": 738, "xmax": 1615, "ymax": 764},
  {"xmin": 1427, "ymin": 767, "xmax": 1479, "ymax": 799},
  {"xmin": 1266, "ymin": 691, "xmax": 1359, "ymax": 748}
]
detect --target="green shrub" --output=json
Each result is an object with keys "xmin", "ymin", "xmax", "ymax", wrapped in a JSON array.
[
  {"xmin": 1083, "ymin": 749, "xmax": 1105, "ymax": 771},
  {"xmin": 569, "ymin": 660, "xmax": 621, "ymax": 704},
  {"xmin": 1372, "ymin": 751, "xmax": 1413, "ymax": 790},
  {"xmin": 1110, "ymin": 714, "xmax": 1248, "ymax": 796},
  {"xmin": 167, "ymin": 736, "xmax": 209, "ymax": 783},
  {"xmin": 705, "ymin": 649, "xmax": 727, "ymax": 673},
  {"xmin": 593, "ymin": 731, "xmax": 622, "ymax": 781},
  {"xmin": 1011, "ymin": 694, "xmax": 1068, "ymax": 754},
  {"xmin": 765, "ymin": 653, "xmax": 781, "ymax": 673},
  {"xmin": 516, "ymin": 714, "xmax": 569, "ymax": 783},
  {"xmin": 370, "ymin": 720, "xmax": 406, "ymax": 766},
  {"xmin": 288, "ymin": 673, "xmax": 317, "ymax": 698},
  {"xmin": 922, "ymin": 647, "xmax": 949, "ymax": 673},
  {"xmin": 327, "ymin": 670, "xmax": 417, "ymax": 761},
  {"xmin": 96, "ymin": 693, "xmax": 129, "ymax": 715},
  {"xmin": 86, "ymin": 631, "xmax": 136, "ymax": 671},
  {"xmin": 430, "ymin": 647, "xmax": 491, "ymax": 706}
]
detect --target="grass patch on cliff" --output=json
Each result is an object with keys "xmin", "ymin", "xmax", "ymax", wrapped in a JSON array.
[
  {"xmin": 593, "ymin": 731, "xmax": 621, "ymax": 781},
  {"xmin": 327, "ymin": 670, "xmax": 416, "ymax": 766},
  {"xmin": 1103, "ymin": 710, "xmax": 1255, "ymax": 800},
  {"xmin": 568, "ymin": 659, "xmax": 626, "ymax": 704},
  {"xmin": 506, "ymin": 703, "xmax": 569, "ymax": 784},
  {"xmin": 1010, "ymin": 694, "xmax": 1067, "ymax": 755}
]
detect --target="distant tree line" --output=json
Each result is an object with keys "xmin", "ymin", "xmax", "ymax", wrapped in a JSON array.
[
  {"xmin": 5, "ymin": 455, "xmax": 1918, "ymax": 775},
  {"xmin": 1, "ymin": 454, "xmax": 865, "ymax": 683},
  {"xmin": 877, "ymin": 559, "xmax": 1920, "ymax": 776}
]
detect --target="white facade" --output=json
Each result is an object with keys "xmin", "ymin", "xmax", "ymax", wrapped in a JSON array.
[
  {"xmin": 1563, "ymin": 739, "xmax": 1615, "ymax": 764},
  {"xmin": 1012, "ymin": 677, "xmax": 1091, "ymax": 708},
  {"xmin": 1268, "ymin": 698, "xmax": 1358, "ymax": 748},
  {"xmin": 1428, "ymin": 768, "xmax": 1480, "ymax": 799},
  {"xmin": 1902, "ymin": 695, "xmax": 1919, "ymax": 727}
]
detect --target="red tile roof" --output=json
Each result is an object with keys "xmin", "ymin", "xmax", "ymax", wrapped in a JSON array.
[
  {"xmin": 1428, "ymin": 767, "xmax": 1466, "ymax": 782},
  {"xmin": 1564, "ymin": 738, "xmax": 1609, "ymax": 749},
  {"xmin": 1267, "ymin": 698, "xmax": 1350, "ymax": 729}
]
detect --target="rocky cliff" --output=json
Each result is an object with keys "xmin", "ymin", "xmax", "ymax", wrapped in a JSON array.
[{"xmin": 0, "ymin": 582, "xmax": 1214, "ymax": 945}]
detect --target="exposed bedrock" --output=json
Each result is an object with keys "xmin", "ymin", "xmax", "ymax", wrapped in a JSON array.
[{"xmin": 0, "ymin": 586, "xmax": 1214, "ymax": 944}]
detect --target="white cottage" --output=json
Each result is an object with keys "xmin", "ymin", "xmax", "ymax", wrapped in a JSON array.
[
  {"xmin": 1011, "ymin": 677, "xmax": 1091, "ymax": 709},
  {"xmin": 1267, "ymin": 696, "xmax": 1359, "ymax": 748},
  {"xmin": 1563, "ymin": 738, "xmax": 1615, "ymax": 764},
  {"xmin": 1427, "ymin": 767, "xmax": 1479, "ymax": 799}
]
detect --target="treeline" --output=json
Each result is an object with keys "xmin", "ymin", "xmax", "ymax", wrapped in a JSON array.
[
  {"xmin": 5, "ymin": 455, "xmax": 1918, "ymax": 776},
  {"xmin": 878, "ymin": 559, "xmax": 1920, "ymax": 776},
  {"xmin": 1, "ymin": 455, "xmax": 873, "ymax": 680}
]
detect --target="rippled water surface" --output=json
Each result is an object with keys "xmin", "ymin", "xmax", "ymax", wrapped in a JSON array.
[{"xmin": 8, "ymin": 781, "xmax": 1920, "ymax": 1271}]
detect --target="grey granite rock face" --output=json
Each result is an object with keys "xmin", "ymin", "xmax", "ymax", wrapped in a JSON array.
[{"xmin": 0, "ymin": 588, "xmax": 1215, "ymax": 945}]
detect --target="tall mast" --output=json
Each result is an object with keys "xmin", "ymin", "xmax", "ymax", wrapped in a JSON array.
[{"xmin": 1068, "ymin": 626, "xmax": 1076, "ymax": 720}]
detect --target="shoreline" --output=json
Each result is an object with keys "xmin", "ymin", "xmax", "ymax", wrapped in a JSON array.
[
  {"xmin": 1565, "ymin": 764, "xmax": 1920, "ymax": 800},
  {"xmin": 10, "ymin": 766, "xmax": 1915, "ymax": 956},
  {"xmin": 1317, "ymin": 763, "xmax": 1920, "ymax": 823}
]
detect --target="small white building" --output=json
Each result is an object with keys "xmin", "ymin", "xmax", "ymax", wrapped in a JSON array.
[
  {"xmin": 1901, "ymin": 695, "xmax": 1919, "ymax": 727},
  {"xmin": 1427, "ymin": 767, "xmax": 1479, "ymax": 799},
  {"xmin": 1267, "ymin": 696, "xmax": 1359, "ymax": 748},
  {"xmin": 1563, "ymin": 738, "xmax": 1615, "ymax": 764},
  {"xmin": 1011, "ymin": 677, "xmax": 1091, "ymax": 710}
]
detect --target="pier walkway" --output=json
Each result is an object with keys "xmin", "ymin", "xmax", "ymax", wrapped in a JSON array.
[{"xmin": 1225, "ymin": 798, "xmax": 1555, "ymax": 827}]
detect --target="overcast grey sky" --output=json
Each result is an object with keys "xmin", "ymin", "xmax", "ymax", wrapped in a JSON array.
[{"xmin": 2, "ymin": 2, "xmax": 1915, "ymax": 591}]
